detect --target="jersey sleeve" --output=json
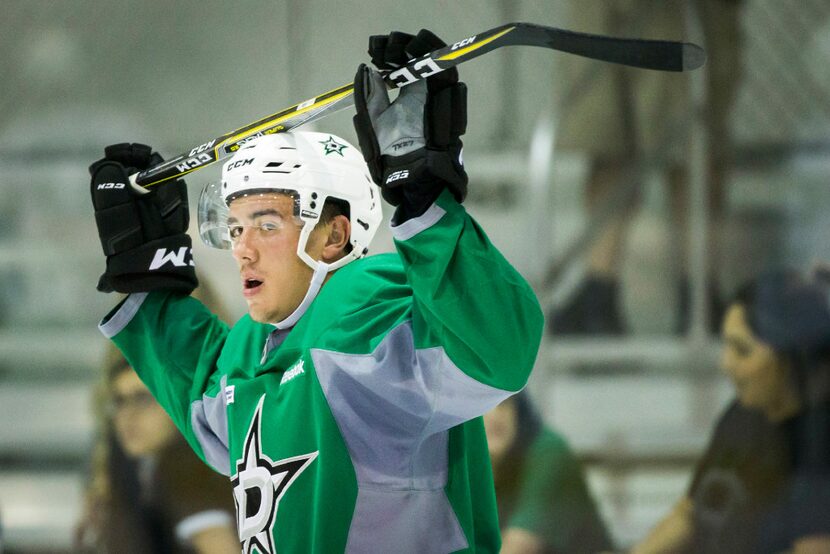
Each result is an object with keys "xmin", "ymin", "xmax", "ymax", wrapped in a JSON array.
[
  {"xmin": 99, "ymin": 291, "xmax": 232, "ymax": 474},
  {"xmin": 391, "ymin": 190, "xmax": 544, "ymax": 425}
]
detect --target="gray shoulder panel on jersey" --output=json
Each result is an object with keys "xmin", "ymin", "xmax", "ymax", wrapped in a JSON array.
[
  {"xmin": 313, "ymin": 321, "xmax": 511, "ymax": 485},
  {"xmin": 190, "ymin": 374, "xmax": 231, "ymax": 476},
  {"xmin": 390, "ymin": 203, "xmax": 446, "ymax": 241},
  {"xmin": 345, "ymin": 488, "xmax": 467, "ymax": 554},
  {"xmin": 99, "ymin": 292, "xmax": 149, "ymax": 338},
  {"xmin": 312, "ymin": 321, "xmax": 510, "ymax": 551}
]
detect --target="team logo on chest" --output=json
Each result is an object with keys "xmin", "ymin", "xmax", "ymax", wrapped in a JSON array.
[{"xmin": 231, "ymin": 395, "xmax": 318, "ymax": 554}]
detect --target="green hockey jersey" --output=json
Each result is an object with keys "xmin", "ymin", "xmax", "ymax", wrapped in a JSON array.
[{"xmin": 100, "ymin": 191, "xmax": 544, "ymax": 553}]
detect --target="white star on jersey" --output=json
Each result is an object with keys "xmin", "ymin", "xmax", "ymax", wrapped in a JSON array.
[{"xmin": 231, "ymin": 395, "xmax": 318, "ymax": 554}]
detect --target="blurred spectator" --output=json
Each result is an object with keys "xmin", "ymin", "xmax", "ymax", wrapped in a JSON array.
[
  {"xmin": 484, "ymin": 392, "xmax": 613, "ymax": 553},
  {"xmin": 551, "ymin": 0, "xmax": 744, "ymax": 335},
  {"xmin": 74, "ymin": 352, "xmax": 238, "ymax": 553},
  {"xmin": 75, "ymin": 278, "xmax": 239, "ymax": 553},
  {"xmin": 631, "ymin": 268, "xmax": 830, "ymax": 553}
]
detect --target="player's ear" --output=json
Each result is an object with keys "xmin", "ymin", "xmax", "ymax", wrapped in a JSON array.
[{"xmin": 321, "ymin": 215, "xmax": 351, "ymax": 262}]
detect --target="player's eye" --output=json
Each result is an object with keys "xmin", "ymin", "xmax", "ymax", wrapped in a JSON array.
[
  {"xmin": 228, "ymin": 225, "xmax": 244, "ymax": 239},
  {"xmin": 258, "ymin": 221, "xmax": 281, "ymax": 233}
]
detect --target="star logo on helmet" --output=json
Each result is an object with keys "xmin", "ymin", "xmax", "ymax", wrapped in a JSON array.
[{"xmin": 319, "ymin": 135, "xmax": 348, "ymax": 156}]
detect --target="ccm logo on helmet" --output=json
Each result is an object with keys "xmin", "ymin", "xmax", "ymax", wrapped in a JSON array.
[
  {"xmin": 226, "ymin": 158, "xmax": 254, "ymax": 172},
  {"xmin": 97, "ymin": 182, "xmax": 125, "ymax": 190}
]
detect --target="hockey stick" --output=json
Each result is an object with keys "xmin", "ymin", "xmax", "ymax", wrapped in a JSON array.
[{"xmin": 131, "ymin": 22, "xmax": 705, "ymax": 190}]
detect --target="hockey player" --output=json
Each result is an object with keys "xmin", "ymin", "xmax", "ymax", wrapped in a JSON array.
[{"xmin": 89, "ymin": 30, "xmax": 543, "ymax": 553}]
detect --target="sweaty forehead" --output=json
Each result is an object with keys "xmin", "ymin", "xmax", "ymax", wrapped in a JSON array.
[{"xmin": 227, "ymin": 193, "xmax": 296, "ymax": 220}]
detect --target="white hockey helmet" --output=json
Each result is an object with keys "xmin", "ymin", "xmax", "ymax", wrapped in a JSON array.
[{"xmin": 198, "ymin": 132, "xmax": 383, "ymax": 272}]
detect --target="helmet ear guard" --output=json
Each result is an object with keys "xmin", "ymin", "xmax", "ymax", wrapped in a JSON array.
[{"xmin": 197, "ymin": 132, "xmax": 383, "ymax": 272}]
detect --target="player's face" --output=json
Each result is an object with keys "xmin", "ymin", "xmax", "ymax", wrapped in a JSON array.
[
  {"xmin": 720, "ymin": 304, "xmax": 798, "ymax": 420},
  {"xmin": 483, "ymin": 399, "xmax": 518, "ymax": 463},
  {"xmin": 111, "ymin": 369, "xmax": 178, "ymax": 457},
  {"xmin": 229, "ymin": 193, "xmax": 326, "ymax": 323}
]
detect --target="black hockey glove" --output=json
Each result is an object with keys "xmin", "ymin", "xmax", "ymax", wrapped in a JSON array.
[
  {"xmin": 353, "ymin": 29, "xmax": 467, "ymax": 223},
  {"xmin": 90, "ymin": 143, "xmax": 197, "ymax": 294}
]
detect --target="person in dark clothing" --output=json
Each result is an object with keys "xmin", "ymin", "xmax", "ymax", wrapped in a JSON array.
[{"xmin": 632, "ymin": 268, "xmax": 830, "ymax": 553}]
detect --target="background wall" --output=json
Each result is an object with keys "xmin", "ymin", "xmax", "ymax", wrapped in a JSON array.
[{"xmin": 1, "ymin": 1, "xmax": 829, "ymax": 551}]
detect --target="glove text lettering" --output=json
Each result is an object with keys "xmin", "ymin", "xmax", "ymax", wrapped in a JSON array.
[{"xmin": 149, "ymin": 246, "xmax": 195, "ymax": 270}]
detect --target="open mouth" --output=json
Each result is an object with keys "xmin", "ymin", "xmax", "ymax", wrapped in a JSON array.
[{"xmin": 245, "ymin": 279, "xmax": 263, "ymax": 290}]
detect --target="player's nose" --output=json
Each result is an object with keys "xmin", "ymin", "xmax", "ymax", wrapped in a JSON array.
[{"xmin": 232, "ymin": 228, "xmax": 258, "ymax": 262}]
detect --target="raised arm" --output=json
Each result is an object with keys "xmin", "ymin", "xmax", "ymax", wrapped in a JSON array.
[
  {"xmin": 352, "ymin": 29, "xmax": 543, "ymax": 420},
  {"xmin": 100, "ymin": 294, "xmax": 228, "ymax": 431},
  {"xmin": 393, "ymin": 191, "xmax": 543, "ymax": 392},
  {"xmin": 91, "ymin": 144, "xmax": 234, "ymax": 472}
]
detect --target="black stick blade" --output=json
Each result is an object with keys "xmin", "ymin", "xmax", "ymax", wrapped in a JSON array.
[
  {"xmin": 503, "ymin": 23, "xmax": 705, "ymax": 72},
  {"xmin": 682, "ymin": 43, "xmax": 707, "ymax": 71}
]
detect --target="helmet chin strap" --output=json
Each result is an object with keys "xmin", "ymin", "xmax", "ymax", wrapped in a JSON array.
[
  {"xmin": 271, "ymin": 260, "xmax": 330, "ymax": 330},
  {"xmin": 270, "ymin": 218, "xmax": 349, "ymax": 330}
]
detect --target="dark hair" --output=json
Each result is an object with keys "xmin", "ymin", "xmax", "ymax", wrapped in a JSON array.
[
  {"xmin": 103, "ymin": 428, "xmax": 173, "ymax": 552},
  {"xmin": 319, "ymin": 197, "xmax": 350, "ymax": 223},
  {"xmin": 732, "ymin": 270, "xmax": 830, "ymax": 356},
  {"xmin": 731, "ymin": 268, "xmax": 830, "ymax": 403},
  {"xmin": 504, "ymin": 390, "xmax": 544, "ymax": 460}
]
